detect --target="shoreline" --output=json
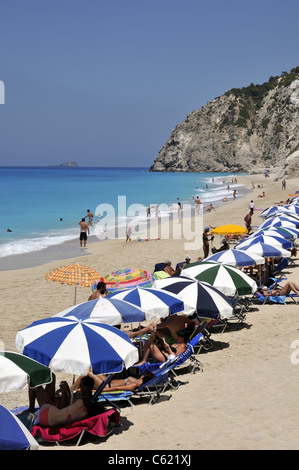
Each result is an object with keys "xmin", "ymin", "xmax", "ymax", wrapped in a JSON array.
[
  {"xmin": 1, "ymin": 172, "xmax": 299, "ymax": 450},
  {"xmin": 0, "ymin": 175, "xmax": 250, "ymax": 271}
]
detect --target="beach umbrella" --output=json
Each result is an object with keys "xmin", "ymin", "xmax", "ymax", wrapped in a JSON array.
[
  {"xmin": 265, "ymin": 209, "xmax": 299, "ymax": 220},
  {"xmin": 205, "ymin": 248, "xmax": 264, "ymax": 267},
  {"xmin": 0, "ymin": 351, "xmax": 52, "ymax": 393},
  {"xmin": 274, "ymin": 204, "xmax": 299, "ymax": 216},
  {"xmin": 235, "ymin": 234, "xmax": 292, "ymax": 250},
  {"xmin": 210, "ymin": 224, "xmax": 248, "ymax": 235},
  {"xmin": 109, "ymin": 286, "xmax": 193, "ymax": 320},
  {"xmin": 0, "ymin": 405, "xmax": 39, "ymax": 450},
  {"xmin": 153, "ymin": 276, "xmax": 233, "ymax": 320},
  {"xmin": 52, "ymin": 296, "xmax": 146, "ymax": 325},
  {"xmin": 181, "ymin": 261, "xmax": 258, "ymax": 296},
  {"xmin": 258, "ymin": 206, "xmax": 282, "ymax": 218},
  {"xmin": 259, "ymin": 216, "xmax": 299, "ymax": 230},
  {"xmin": 258, "ymin": 205, "xmax": 299, "ymax": 219},
  {"xmin": 236, "ymin": 242, "xmax": 291, "ymax": 258},
  {"xmin": 251, "ymin": 227, "xmax": 299, "ymax": 240},
  {"xmin": 46, "ymin": 263, "xmax": 101, "ymax": 304},
  {"xmin": 92, "ymin": 268, "xmax": 154, "ymax": 295},
  {"xmin": 15, "ymin": 317, "xmax": 139, "ymax": 376}
]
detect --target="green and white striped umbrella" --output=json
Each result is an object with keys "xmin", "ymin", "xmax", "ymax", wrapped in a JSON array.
[
  {"xmin": 0, "ymin": 351, "xmax": 53, "ymax": 393},
  {"xmin": 182, "ymin": 261, "xmax": 257, "ymax": 296}
]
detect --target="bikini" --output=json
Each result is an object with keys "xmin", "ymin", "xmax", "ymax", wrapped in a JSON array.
[{"xmin": 38, "ymin": 404, "xmax": 73, "ymax": 427}]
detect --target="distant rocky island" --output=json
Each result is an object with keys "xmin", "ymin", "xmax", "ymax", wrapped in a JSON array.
[
  {"xmin": 49, "ymin": 161, "xmax": 79, "ymax": 168},
  {"xmin": 150, "ymin": 66, "xmax": 299, "ymax": 178},
  {"xmin": 59, "ymin": 161, "xmax": 78, "ymax": 167}
]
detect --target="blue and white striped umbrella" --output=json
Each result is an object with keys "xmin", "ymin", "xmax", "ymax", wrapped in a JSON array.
[
  {"xmin": 235, "ymin": 234, "xmax": 292, "ymax": 250},
  {"xmin": 205, "ymin": 248, "xmax": 264, "ymax": 267},
  {"xmin": 0, "ymin": 405, "xmax": 39, "ymax": 450},
  {"xmin": 15, "ymin": 317, "xmax": 139, "ymax": 376},
  {"xmin": 153, "ymin": 276, "xmax": 233, "ymax": 320},
  {"xmin": 53, "ymin": 297, "xmax": 146, "ymax": 325},
  {"xmin": 259, "ymin": 215, "xmax": 299, "ymax": 230},
  {"xmin": 253, "ymin": 227, "xmax": 299, "ymax": 240},
  {"xmin": 275, "ymin": 204, "xmax": 299, "ymax": 216},
  {"xmin": 236, "ymin": 241, "xmax": 291, "ymax": 258},
  {"xmin": 109, "ymin": 286, "xmax": 193, "ymax": 320},
  {"xmin": 266, "ymin": 208, "xmax": 299, "ymax": 220},
  {"xmin": 259, "ymin": 205, "xmax": 283, "ymax": 218}
]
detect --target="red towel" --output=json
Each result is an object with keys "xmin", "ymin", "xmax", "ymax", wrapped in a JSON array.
[{"xmin": 31, "ymin": 409, "xmax": 120, "ymax": 443}]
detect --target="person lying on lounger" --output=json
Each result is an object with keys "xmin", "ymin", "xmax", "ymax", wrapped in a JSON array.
[
  {"xmin": 73, "ymin": 371, "xmax": 155, "ymax": 392},
  {"xmin": 23, "ymin": 375, "xmax": 104, "ymax": 427},
  {"xmin": 259, "ymin": 281, "xmax": 299, "ymax": 297}
]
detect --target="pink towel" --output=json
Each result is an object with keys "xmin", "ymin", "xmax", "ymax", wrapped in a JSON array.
[{"xmin": 31, "ymin": 409, "xmax": 120, "ymax": 443}]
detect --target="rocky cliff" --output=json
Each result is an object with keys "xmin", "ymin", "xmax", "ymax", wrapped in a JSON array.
[{"xmin": 150, "ymin": 67, "xmax": 299, "ymax": 176}]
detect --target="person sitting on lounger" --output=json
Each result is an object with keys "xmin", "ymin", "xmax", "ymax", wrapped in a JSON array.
[
  {"xmin": 211, "ymin": 238, "xmax": 229, "ymax": 254},
  {"xmin": 259, "ymin": 281, "xmax": 299, "ymax": 297},
  {"xmin": 164, "ymin": 260, "xmax": 182, "ymax": 277},
  {"xmin": 153, "ymin": 314, "xmax": 196, "ymax": 343},
  {"xmin": 135, "ymin": 329, "xmax": 189, "ymax": 366}
]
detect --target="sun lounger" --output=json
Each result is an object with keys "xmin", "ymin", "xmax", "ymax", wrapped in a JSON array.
[
  {"xmin": 31, "ymin": 408, "xmax": 120, "ymax": 446},
  {"xmin": 253, "ymin": 291, "xmax": 298, "ymax": 305},
  {"xmin": 272, "ymin": 258, "xmax": 290, "ymax": 278},
  {"xmin": 96, "ymin": 390, "xmax": 134, "ymax": 407},
  {"xmin": 228, "ymin": 293, "xmax": 248, "ymax": 323},
  {"xmin": 154, "ymin": 262, "xmax": 167, "ymax": 272}
]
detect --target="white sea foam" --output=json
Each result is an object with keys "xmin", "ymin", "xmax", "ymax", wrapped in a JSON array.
[
  {"xmin": 0, "ymin": 232, "xmax": 78, "ymax": 258},
  {"xmin": 0, "ymin": 169, "xmax": 247, "ymax": 259}
]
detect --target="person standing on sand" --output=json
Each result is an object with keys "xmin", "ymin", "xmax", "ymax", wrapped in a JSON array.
[
  {"xmin": 126, "ymin": 226, "xmax": 132, "ymax": 242},
  {"xmin": 78, "ymin": 218, "xmax": 89, "ymax": 247},
  {"xmin": 203, "ymin": 226, "xmax": 214, "ymax": 258},
  {"xmin": 244, "ymin": 212, "xmax": 252, "ymax": 234},
  {"xmin": 195, "ymin": 196, "xmax": 201, "ymax": 215}
]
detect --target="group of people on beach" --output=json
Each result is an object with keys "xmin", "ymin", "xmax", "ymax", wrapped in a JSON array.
[
  {"xmin": 21, "ymin": 176, "xmax": 299, "ymax": 433},
  {"xmin": 21, "ymin": 304, "xmax": 199, "ymax": 428}
]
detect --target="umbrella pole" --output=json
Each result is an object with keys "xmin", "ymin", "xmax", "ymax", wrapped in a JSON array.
[
  {"xmin": 74, "ymin": 285, "xmax": 77, "ymax": 305},
  {"xmin": 258, "ymin": 265, "xmax": 262, "ymax": 286},
  {"xmin": 70, "ymin": 375, "xmax": 75, "ymax": 404},
  {"xmin": 139, "ymin": 323, "xmax": 142, "ymax": 357}
]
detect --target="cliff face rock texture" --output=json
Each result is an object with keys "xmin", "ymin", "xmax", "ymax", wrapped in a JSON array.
[
  {"xmin": 275, "ymin": 150, "xmax": 299, "ymax": 180},
  {"xmin": 150, "ymin": 68, "xmax": 299, "ymax": 175}
]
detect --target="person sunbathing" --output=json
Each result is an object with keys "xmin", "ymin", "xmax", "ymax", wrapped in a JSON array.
[
  {"xmin": 153, "ymin": 314, "xmax": 196, "ymax": 343},
  {"xmin": 135, "ymin": 329, "xmax": 188, "ymax": 366},
  {"xmin": 27, "ymin": 376, "xmax": 101, "ymax": 427},
  {"xmin": 127, "ymin": 322, "xmax": 155, "ymax": 339},
  {"xmin": 260, "ymin": 281, "xmax": 299, "ymax": 297},
  {"xmin": 76, "ymin": 371, "xmax": 155, "ymax": 392},
  {"xmin": 164, "ymin": 260, "xmax": 182, "ymax": 276},
  {"xmin": 205, "ymin": 203, "xmax": 216, "ymax": 212}
]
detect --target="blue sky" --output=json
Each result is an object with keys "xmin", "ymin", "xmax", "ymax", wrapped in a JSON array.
[{"xmin": 0, "ymin": 0, "xmax": 298, "ymax": 167}]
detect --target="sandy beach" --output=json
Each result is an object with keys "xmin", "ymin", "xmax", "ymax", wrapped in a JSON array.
[{"xmin": 1, "ymin": 172, "xmax": 299, "ymax": 451}]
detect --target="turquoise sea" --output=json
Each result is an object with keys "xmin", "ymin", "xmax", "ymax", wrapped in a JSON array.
[{"xmin": 0, "ymin": 167, "xmax": 246, "ymax": 260}]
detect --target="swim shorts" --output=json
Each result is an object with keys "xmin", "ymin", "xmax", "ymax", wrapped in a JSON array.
[{"xmin": 80, "ymin": 232, "xmax": 87, "ymax": 241}]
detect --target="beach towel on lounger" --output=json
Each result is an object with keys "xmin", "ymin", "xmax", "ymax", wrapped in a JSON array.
[{"xmin": 31, "ymin": 408, "xmax": 120, "ymax": 443}]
